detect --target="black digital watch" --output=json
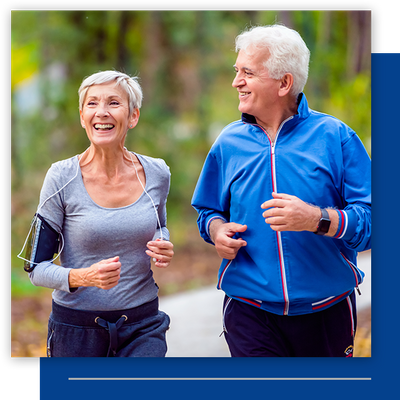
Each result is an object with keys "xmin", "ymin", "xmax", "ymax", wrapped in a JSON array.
[{"xmin": 314, "ymin": 208, "xmax": 331, "ymax": 236}]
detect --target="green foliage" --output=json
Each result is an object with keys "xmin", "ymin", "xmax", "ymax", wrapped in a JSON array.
[{"xmin": 11, "ymin": 10, "xmax": 371, "ymax": 294}]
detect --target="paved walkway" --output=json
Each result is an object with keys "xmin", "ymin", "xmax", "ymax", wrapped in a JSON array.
[{"xmin": 159, "ymin": 251, "xmax": 371, "ymax": 357}]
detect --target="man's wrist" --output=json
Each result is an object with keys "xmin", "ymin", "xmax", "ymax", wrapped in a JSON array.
[
  {"xmin": 310, "ymin": 206, "xmax": 322, "ymax": 232},
  {"xmin": 208, "ymin": 218, "xmax": 226, "ymax": 243},
  {"xmin": 325, "ymin": 209, "xmax": 339, "ymax": 237},
  {"xmin": 311, "ymin": 207, "xmax": 339, "ymax": 237}
]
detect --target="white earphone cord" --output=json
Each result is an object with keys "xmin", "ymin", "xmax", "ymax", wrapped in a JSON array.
[
  {"xmin": 127, "ymin": 149, "xmax": 164, "ymax": 240},
  {"xmin": 16, "ymin": 150, "xmax": 86, "ymax": 265},
  {"xmin": 17, "ymin": 147, "xmax": 163, "ymax": 265}
]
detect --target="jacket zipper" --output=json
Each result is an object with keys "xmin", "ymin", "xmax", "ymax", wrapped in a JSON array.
[{"xmin": 258, "ymin": 116, "xmax": 294, "ymax": 315}]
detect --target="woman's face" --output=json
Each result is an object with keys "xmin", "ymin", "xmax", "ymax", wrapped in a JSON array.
[{"xmin": 80, "ymin": 82, "xmax": 139, "ymax": 148}]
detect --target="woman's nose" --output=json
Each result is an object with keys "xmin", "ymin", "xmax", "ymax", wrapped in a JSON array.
[{"xmin": 95, "ymin": 104, "xmax": 110, "ymax": 117}]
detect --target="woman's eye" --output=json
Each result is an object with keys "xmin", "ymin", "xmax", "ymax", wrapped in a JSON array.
[{"xmin": 110, "ymin": 101, "xmax": 120, "ymax": 106}]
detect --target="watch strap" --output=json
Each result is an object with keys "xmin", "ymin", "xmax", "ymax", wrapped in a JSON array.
[
  {"xmin": 314, "ymin": 208, "xmax": 331, "ymax": 235},
  {"xmin": 320, "ymin": 208, "xmax": 329, "ymax": 220}
]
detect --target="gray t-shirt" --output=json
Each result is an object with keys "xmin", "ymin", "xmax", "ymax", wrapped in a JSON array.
[{"xmin": 29, "ymin": 152, "xmax": 170, "ymax": 311}]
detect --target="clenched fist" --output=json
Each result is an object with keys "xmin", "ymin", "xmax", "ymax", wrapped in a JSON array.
[{"xmin": 68, "ymin": 256, "xmax": 121, "ymax": 290}]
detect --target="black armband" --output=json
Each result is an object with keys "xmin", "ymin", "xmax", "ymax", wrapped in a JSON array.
[{"xmin": 24, "ymin": 214, "xmax": 60, "ymax": 272}]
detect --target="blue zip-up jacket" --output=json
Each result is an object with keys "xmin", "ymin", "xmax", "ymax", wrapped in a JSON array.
[{"xmin": 191, "ymin": 93, "xmax": 371, "ymax": 316}]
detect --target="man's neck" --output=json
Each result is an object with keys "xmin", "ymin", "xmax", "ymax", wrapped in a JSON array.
[{"xmin": 256, "ymin": 97, "xmax": 298, "ymax": 142}]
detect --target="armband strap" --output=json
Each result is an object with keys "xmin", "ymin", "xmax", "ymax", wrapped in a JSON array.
[{"xmin": 24, "ymin": 214, "xmax": 60, "ymax": 272}]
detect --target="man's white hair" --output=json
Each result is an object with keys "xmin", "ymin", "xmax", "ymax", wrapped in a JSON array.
[
  {"xmin": 78, "ymin": 70, "xmax": 143, "ymax": 114},
  {"xmin": 235, "ymin": 24, "xmax": 310, "ymax": 97}
]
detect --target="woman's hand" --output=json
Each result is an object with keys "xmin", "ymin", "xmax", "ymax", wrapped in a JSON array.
[
  {"xmin": 68, "ymin": 256, "xmax": 121, "ymax": 290},
  {"xmin": 146, "ymin": 239, "xmax": 174, "ymax": 269}
]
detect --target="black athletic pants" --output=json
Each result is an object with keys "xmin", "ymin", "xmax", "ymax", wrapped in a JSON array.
[{"xmin": 223, "ymin": 291, "xmax": 357, "ymax": 357}]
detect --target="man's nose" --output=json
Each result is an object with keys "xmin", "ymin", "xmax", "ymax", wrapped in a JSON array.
[{"xmin": 232, "ymin": 73, "xmax": 244, "ymax": 88}]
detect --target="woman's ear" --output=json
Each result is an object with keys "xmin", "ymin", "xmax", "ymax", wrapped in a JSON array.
[
  {"xmin": 79, "ymin": 110, "xmax": 86, "ymax": 129},
  {"xmin": 129, "ymin": 108, "xmax": 140, "ymax": 129}
]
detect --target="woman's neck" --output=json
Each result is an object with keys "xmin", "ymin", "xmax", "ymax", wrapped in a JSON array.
[{"xmin": 79, "ymin": 144, "xmax": 133, "ymax": 180}]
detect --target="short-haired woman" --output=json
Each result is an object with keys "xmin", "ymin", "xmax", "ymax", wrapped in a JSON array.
[{"xmin": 23, "ymin": 70, "xmax": 174, "ymax": 357}]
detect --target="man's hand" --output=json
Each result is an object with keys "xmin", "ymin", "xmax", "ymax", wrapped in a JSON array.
[
  {"xmin": 209, "ymin": 219, "xmax": 247, "ymax": 260},
  {"xmin": 261, "ymin": 192, "xmax": 321, "ymax": 232}
]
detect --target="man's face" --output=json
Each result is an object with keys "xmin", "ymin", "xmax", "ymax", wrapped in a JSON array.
[{"xmin": 232, "ymin": 47, "xmax": 281, "ymax": 121}]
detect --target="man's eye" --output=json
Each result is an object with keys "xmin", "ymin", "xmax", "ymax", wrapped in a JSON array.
[{"xmin": 110, "ymin": 101, "xmax": 120, "ymax": 106}]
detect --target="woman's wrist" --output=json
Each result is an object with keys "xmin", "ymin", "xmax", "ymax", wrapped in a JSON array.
[{"xmin": 68, "ymin": 268, "xmax": 88, "ymax": 288}]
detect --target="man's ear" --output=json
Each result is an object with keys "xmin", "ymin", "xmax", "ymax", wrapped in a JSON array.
[
  {"xmin": 278, "ymin": 73, "xmax": 294, "ymax": 97},
  {"xmin": 129, "ymin": 108, "xmax": 140, "ymax": 129}
]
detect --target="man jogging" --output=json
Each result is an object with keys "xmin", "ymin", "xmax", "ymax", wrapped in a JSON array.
[{"xmin": 191, "ymin": 24, "xmax": 371, "ymax": 357}]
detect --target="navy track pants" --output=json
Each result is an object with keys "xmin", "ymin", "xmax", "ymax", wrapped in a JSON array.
[{"xmin": 222, "ymin": 291, "xmax": 357, "ymax": 357}]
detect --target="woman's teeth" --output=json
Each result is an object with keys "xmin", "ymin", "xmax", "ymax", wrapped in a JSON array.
[{"xmin": 94, "ymin": 124, "xmax": 114, "ymax": 130}]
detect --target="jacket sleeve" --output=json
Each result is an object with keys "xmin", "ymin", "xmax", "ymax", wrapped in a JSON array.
[
  {"xmin": 191, "ymin": 150, "xmax": 230, "ymax": 245},
  {"xmin": 334, "ymin": 133, "xmax": 371, "ymax": 252}
]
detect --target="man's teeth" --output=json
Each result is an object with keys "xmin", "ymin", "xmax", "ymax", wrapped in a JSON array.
[
  {"xmin": 94, "ymin": 124, "xmax": 114, "ymax": 130},
  {"xmin": 239, "ymin": 92, "xmax": 250, "ymax": 96}
]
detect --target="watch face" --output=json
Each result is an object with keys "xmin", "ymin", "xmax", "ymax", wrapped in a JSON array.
[{"xmin": 319, "ymin": 218, "xmax": 330, "ymax": 233}]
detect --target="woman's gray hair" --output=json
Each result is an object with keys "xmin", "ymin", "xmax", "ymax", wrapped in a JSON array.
[
  {"xmin": 78, "ymin": 70, "xmax": 143, "ymax": 114},
  {"xmin": 235, "ymin": 24, "xmax": 310, "ymax": 97}
]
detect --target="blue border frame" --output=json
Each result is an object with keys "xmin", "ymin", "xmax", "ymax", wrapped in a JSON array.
[{"xmin": 39, "ymin": 53, "xmax": 400, "ymax": 400}]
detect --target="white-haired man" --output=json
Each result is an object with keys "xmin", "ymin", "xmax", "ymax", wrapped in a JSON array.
[{"xmin": 192, "ymin": 25, "xmax": 371, "ymax": 357}]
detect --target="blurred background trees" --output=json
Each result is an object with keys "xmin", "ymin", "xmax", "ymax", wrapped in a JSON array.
[
  {"xmin": 11, "ymin": 10, "xmax": 371, "ymax": 295},
  {"xmin": 11, "ymin": 9, "xmax": 371, "ymax": 357}
]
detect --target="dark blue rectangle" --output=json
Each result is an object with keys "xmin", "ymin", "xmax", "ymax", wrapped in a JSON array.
[
  {"xmin": 39, "ymin": 53, "xmax": 400, "ymax": 400},
  {"xmin": 41, "ymin": 357, "xmax": 375, "ymax": 400}
]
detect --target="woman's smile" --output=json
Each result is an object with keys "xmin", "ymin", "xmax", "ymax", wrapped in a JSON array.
[
  {"xmin": 80, "ymin": 82, "xmax": 136, "ymax": 147},
  {"xmin": 94, "ymin": 123, "xmax": 115, "ymax": 131}
]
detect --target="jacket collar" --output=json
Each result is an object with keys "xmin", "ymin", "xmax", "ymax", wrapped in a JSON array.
[{"xmin": 241, "ymin": 92, "xmax": 310, "ymax": 124}]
